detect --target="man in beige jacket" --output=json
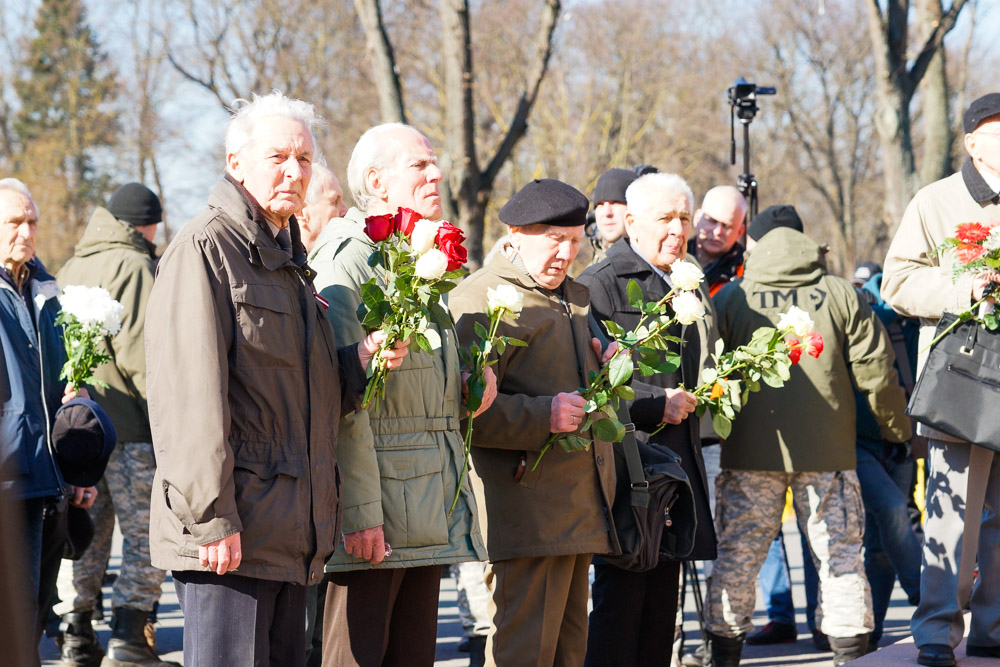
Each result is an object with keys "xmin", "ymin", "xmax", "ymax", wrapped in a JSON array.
[{"xmin": 882, "ymin": 92, "xmax": 1000, "ymax": 667}]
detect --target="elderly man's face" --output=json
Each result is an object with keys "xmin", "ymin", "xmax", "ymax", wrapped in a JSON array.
[
  {"xmin": 228, "ymin": 115, "xmax": 315, "ymax": 227},
  {"xmin": 0, "ymin": 190, "xmax": 39, "ymax": 270},
  {"xmin": 509, "ymin": 224, "xmax": 584, "ymax": 290},
  {"xmin": 383, "ymin": 130, "xmax": 444, "ymax": 221},
  {"xmin": 968, "ymin": 117, "xmax": 1000, "ymax": 178},
  {"xmin": 627, "ymin": 192, "xmax": 692, "ymax": 271},
  {"xmin": 595, "ymin": 200, "xmax": 628, "ymax": 244}
]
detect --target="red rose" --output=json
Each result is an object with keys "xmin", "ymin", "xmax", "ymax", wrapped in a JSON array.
[
  {"xmin": 956, "ymin": 242, "xmax": 987, "ymax": 264},
  {"xmin": 364, "ymin": 214, "xmax": 394, "ymax": 242},
  {"xmin": 955, "ymin": 222, "xmax": 990, "ymax": 244},
  {"xmin": 394, "ymin": 207, "xmax": 421, "ymax": 237},
  {"xmin": 786, "ymin": 337, "xmax": 802, "ymax": 365},
  {"xmin": 804, "ymin": 332, "xmax": 824, "ymax": 358},
  {"xmin": 436, "ymin": 221, "xmax": 468, "ymax": 271}
]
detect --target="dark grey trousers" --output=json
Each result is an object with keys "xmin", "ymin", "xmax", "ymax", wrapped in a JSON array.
[{"xmin": 173, "ymin": 570, "xmax": 306, "ymax": 667}]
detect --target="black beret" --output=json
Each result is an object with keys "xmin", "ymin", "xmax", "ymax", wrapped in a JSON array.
[
  {"xmin": 748, "ymin": 205, "xmax": 804, "ymax": 241},
  {"xmin": 500, "ymin": 178, "xmax": 589, "ymax": 228},
  {"xmin": 53, "ymin": 398, "xmax": 116, "ymax": 487},
  {"xmin": 964, "ymin": 93, "xmax": 1000, "ymax": 134},
  {"xmin": 108, "ymin": 182, "xmax": 162, "ymax": 226},
  {"xmin": 592, "ymin": 168, "xmax": 637, "ymax": 205}
]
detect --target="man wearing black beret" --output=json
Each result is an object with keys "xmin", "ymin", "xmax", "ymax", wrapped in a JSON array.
[
  {"xmin": 883, "ymin": 92, "xmax": 1000, "ymax": 666},
  {"xmin": 588, "ymin": 168, "xmax": 637, "ymax": 265},
  {"xmin": 449, "ymin": 178, "xmax": 619, "ymax": 666}
]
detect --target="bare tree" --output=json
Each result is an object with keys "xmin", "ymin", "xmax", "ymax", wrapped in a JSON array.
[
  {"xmin": 864, "ymin": 0, "xmax": 968, "ymax": 226},
  {"xmin": 356, "ymin": 0, "xmax": 562, "ymax": 264}
]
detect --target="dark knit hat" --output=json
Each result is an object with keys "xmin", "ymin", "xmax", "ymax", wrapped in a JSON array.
[
  {"xmin": 107, "ymin": 183, "xmax": 162, "ymax": 226},
  {"xmin": 53, "ymin": 398, "xmax": 116, "ymax": 488},
  {"xmin": 852, "ymin": 260, "xmax": 882, "ymax": 286},
  {"xmin": 500, "ymin": 178, "xmax": 589, "ymax": 228},
  {"xmin": 592, "ymin": 168, "xmax": 637, "ymax": 205},
  {"xmin": 747, "ymin": 205, "xmax": 804, "ymax": 241},
  {"xmin": 963, "ymin": 93, "xmax": 1000, "ymax": 134}
]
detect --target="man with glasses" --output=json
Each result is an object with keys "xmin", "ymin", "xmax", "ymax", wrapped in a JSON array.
[
  {"xmin": 689, "ymin": 186, "xmax": 747, "ymax": 297},
  {"xmin": 883, "ymin": 92, "xmax": 1000, "ymax": 667}
]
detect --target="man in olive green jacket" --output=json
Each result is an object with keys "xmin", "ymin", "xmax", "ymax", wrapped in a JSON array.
[
  {"xmin": 450, "ymin": 178, "xmax": 619, "ymax": 667},
  {"xmin": 311, "ymin": 122, "xmax": 489, "ymax": 667},
  {"xmin": 56, "ymin": 183, "xmax": 176, "ymax": 666},
  {"xmin": 705, "ymin": 208, "xmax": 910, "ymax": 667}
]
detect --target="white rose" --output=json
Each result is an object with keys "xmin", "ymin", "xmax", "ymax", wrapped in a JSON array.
[
  {"xmin": 414, "ymin": 248, "xmax": 449, "ymax": 280},
  {"xmin": 671, "ymin": 291, "xmax": 705, "ymax": 325},
  {"xmin": 670, "ymin": 260, "xmax": 704, "ymax": 292},
  {"xmin": 486, "ymin": 284, "xmax": 524, "ymax": 318},
  {"xmin": 410, "ymin": 218, "xmax": 439, "ymax": 254},
  {"xmin": 60, "ymin": 285, "xmax": 123, "ymax": 336},
  {"xmin": 776, "ymin": 305, "xmax": 814, "ymax": 337}
]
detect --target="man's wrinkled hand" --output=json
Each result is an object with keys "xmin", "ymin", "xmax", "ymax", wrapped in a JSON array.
[
  {"xmin": 462, "ymin": 366, "xmax": 498, "ymax": 418},
  {"xmin": 662, "ymin": 387, "xmax": 697, "ymax": 425},
  {"xmin": 343, "ymin": 525, "xmax": 389, "ymax": 565},
  {"xmin": 590, "ymin": 338, "xmax": 621, "ymax": 365},
  {"xmin": 551, "ymin": 391, "xmax": 586, "ymax": 433},
  {"xmin": 972, "ymin": 271, "xmax": 1000, "ymax": 301},
  {"xmin": 62, "ymin": 385, "xmax": 90, "ymax": 404},
  {"xmin": 69, "ymin": 485, "xmax": 98, "ymax": 509},
  {"xmin": 199, "ymin": 533, "xmax": 242, "ymax": 575},
  {"xmin": 358, "ymin": 331, "xmax": 410, "ymax": 370}
]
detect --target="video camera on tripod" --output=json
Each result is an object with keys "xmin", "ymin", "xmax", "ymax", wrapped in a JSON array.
[{"xmin": 728, "ymin": 77, "xmax": 775, "ymax": 225}]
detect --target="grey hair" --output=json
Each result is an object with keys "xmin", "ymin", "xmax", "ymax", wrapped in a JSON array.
[
  {"xmin": 625, "ymin": 172, "xmax": 695, "ymax": 216},
  {"xmin": 0, "ymin": 178, "xmax": 34, "ymax": 200},
  {"xmin": 305, "ymin": 162, "xmax": 338, "ymax": 207},
  {"xmin": 224, "ymin": 90, "xmax": 324, "ymax": 162},
  {"xmin": 346, "ymin": 122, "xmax": 420, "ymax": 212}
]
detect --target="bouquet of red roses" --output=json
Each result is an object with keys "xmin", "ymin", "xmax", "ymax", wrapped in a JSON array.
[
  {"xmin": 928, "ymin": 220, "xmax": 1000, "ymax": 347},
  {"xmin": 357, "ymin": 207, "xmax": 468, "ymax": 409}
]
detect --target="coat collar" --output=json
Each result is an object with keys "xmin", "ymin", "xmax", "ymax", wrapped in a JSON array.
[{"xmin": 962, "ymin": 158, "xmax": 1000, "ymax": 204}]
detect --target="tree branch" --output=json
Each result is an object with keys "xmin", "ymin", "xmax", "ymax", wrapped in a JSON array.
[
  {"xmin": 353, "ymin": 0, "xmax": 406, "ymax": 123},
  {"xmin": 905, "ymin": 0, "xmax": 969, "ymax": 94}
]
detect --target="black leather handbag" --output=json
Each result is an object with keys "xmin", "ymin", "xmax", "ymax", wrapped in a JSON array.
[
  {"xmin": 907, "ymin": 312, "xmax": 1000, "ymax": 451},
  {"xmin": 601, "ymin": 410, "xmax": 697, "ymax": 572}
]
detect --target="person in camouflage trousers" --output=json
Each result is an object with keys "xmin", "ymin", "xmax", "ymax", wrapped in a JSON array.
[
  {"xmin": 56, "ymin": 183, "xmax": 176, "ymax": 667},
  {"xmin": 705, "ymin": 208, "xmax": 911, "ymax": 667}
]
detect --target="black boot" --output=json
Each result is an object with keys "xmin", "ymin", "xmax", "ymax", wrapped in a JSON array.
[
  {"xmin": 102, "ymin": 608, "xmax": 179, "ymax": 667},
  {"xmin": 59, "ymin": 611, "xmax": 104, "ymax": 667},
  {"xmin": 468, "ymin": 635, "xmax": 486, "ymax": 667},
  {"xmin": 705, "ymin": 632, "xmax": 744, "ymax": 667},
  {"xmin": 830, "ymin": 634, "xmax": 869, "ymax": 666}
]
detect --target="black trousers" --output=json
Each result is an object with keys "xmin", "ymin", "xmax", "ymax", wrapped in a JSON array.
[
  {"xmin": 173, "ymin": 570, "xmax": 306, "ymax": 667},
  {"xmin": 322, "ymin": 565, "xmax": 442, "ymax": 667},
  {"xmin": 584, "ymin": 558, "xmax": 682, "ymax": 667}
]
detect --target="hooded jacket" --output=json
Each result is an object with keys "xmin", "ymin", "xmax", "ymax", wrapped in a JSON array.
[
  {"xmin": 57, "ymin": 208, "xmax": 156, "ymax": 443},
  {"xmin": 713, "ymin": 228, "xmax": 910, "ymax": 472}
]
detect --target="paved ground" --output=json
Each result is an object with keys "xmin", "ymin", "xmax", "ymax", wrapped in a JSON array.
[{"xmin": 40, "ymin": 521, "xmax": 928, "ymax": 666}]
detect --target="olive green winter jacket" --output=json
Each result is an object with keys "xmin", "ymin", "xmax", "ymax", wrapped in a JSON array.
[
  {"xmin": 310, "ymin": 208, "xmax": 485, "ymax": 570},
  {"xmin": 713, "ymin": 228, "xmax": 910, "ymax": 472},
  {"xmin": 57, "ymin": 208, "xmax": 157, "ymax": 443}
]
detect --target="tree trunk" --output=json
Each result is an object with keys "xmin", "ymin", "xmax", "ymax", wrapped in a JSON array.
[
  {"xmin": 353, "ymin": 0, "xmax": 406, "ymax": 123},
  {"xmin": 918, "ymin": 0, "xmax": 952, "ymax": 185}
]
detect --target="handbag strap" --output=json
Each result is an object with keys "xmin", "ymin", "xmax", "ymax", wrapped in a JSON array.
[{"xmin": 589, "ymin": 311, "xmax": 646, "ymax": 488}]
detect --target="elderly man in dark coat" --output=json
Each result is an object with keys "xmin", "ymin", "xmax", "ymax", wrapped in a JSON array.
[
  {"xmin": 577, "ymin": 172, "xmax": 716, "ymax": 667},
  {"xmin": 450, "ymin": 178, "xmax": 619, "ymax": 667}
]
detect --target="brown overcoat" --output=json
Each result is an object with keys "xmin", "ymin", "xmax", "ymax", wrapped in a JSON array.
[
  {"xmin": 449, "ymin": 251, "xmax": 619, "ymax": 561},
  {"xmin": 145, "ymin": 177, "xmax": 365, "ymax": 585}
]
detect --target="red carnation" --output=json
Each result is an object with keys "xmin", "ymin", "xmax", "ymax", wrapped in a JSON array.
[
  {"xmin": 955, "ymin": 222, "xmax": 990, "ymax": 244},
  {"xmin": 956, "ymin": 242, "xmax": 988, "ymax": 264},
  {"xmin": 394, "ymin": 207, "xmax": 421, "ymax": 237},
  {"xmin": 436, "ymin": 221, "xmax": 468, "ymax": 271},
  {"xmin": 364, "ymin": 214, "xmax": 394, "ymax": 242},
  {"xmin": 786, "ymin": 337, "xmax": 802, "ymax": 365}
]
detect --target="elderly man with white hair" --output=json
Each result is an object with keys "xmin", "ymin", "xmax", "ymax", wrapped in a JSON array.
[
  {"xmin": 299, "ymin": 162, "xmax": 349, "ymax": 253},
  {"xmin": 144, "ymin": 92, "xmax": 408, "ymax": 667},
  {"xmin": 310, "ymin": 122, "xmax": 492, "ymax": 667},
  {"xmin": 577, "ymin": 172, "xmax": 717, "ymax": 667}
]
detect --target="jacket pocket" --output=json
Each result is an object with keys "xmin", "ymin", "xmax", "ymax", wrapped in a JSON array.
[
  {"xmin": 0, "ymin": 411, "xmax": 31, "ymax": 479},
  {"xmin": 377, "ymin": 447, "xmax": 448, "ymax": 548},
  {"xmin": 232, "ymin": 446, "xmax": 305, "ymax": 562},
  {"xmin": 232, "ymin": 283, "xmax": 299, "ymax": 369}
]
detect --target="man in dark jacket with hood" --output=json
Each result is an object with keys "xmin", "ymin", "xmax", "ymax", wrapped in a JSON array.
[
  {"xmin": 705, "ymin": 205, "xmax": 911, "ymax": 666},
  {"xmin": 57, "ymin": 183, "xmax": 175, "ymax": 666}
]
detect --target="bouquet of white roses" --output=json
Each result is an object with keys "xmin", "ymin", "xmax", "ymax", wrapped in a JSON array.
[
  {"xmin": 357, "ymin": 207, "xmax": 469, "ymax": 409},
  {"xmin": 451, "ymin": 284, "xmax": 527, "ymax": 512},
  {"xmin": 55, "ymin": 285, "xmax": 124, "ymax": 389}
]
